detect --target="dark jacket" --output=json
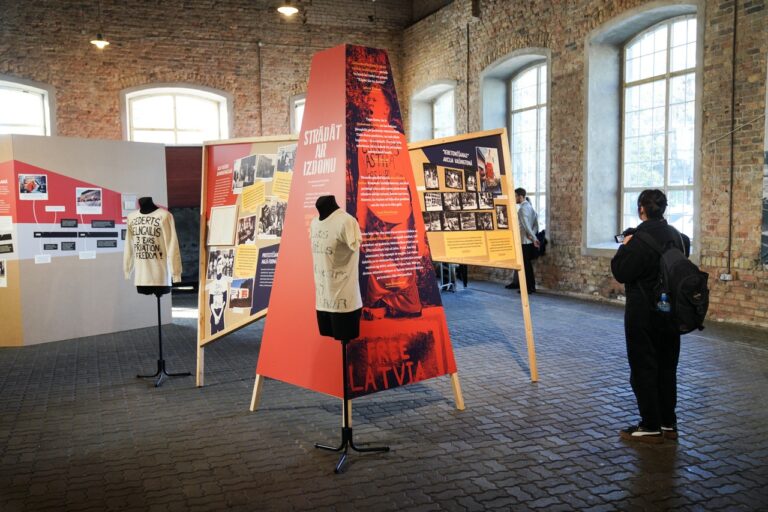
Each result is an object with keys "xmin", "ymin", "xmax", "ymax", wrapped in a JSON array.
[{"xmin": 611, "ymin": 219, "xmax": 691, "ymax": 310}]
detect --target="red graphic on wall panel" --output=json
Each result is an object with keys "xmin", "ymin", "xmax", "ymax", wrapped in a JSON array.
[
  {"xmin": 204, "ymin": 143, "xmax": 254, "ymax": 219},
  {"xmin": 256, "ymin": 44, "xmax": 456, "ymax": 400},
  {"xmin": 12, "ymin": 162, "xmax": 123, "ymax": 224}
]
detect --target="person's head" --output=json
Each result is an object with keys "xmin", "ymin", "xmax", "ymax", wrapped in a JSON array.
[
  {"xmin": 636, "ymin": 189, "xmax": 667, "ymax": 220},
  {"xmin": 514, "ymin": 188, "xmax": 526, "ymax": 204}
]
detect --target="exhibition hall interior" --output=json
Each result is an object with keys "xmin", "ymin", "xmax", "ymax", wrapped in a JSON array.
[{"xmin": 1, "ymin": 0, "xmax": 767, "ymax": 510}]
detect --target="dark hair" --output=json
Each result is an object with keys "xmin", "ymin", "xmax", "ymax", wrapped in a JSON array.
[
  {"xmin": 637, "ymin": 189, "xmax": 667, "ymax": 219},
  {"xmin": 514, "ymin": 187, "xmax": 526, "ymax": 197}
]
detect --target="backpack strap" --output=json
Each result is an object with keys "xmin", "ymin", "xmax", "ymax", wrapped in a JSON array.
[{"xmin": 634, "ymin": 231, "xmax": 664, "ymax": 255}]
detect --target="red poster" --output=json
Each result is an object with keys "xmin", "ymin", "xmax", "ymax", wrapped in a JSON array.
[{"xmin": 256, "ymin": 44, "xmax": 457, "ymax": 399}]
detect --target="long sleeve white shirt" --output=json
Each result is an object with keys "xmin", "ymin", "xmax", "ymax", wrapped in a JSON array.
[{"xmin": 123, "ymin": 208, "xmax": 182, "ymax": 286}]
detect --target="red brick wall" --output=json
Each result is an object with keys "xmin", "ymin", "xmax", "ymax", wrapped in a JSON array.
[{"xmin": 401, "ymin": 0, "xmax": 768, "ymax": 328}]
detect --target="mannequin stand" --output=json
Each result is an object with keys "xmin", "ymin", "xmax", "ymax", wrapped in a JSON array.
[
  {"xmin": 315, "ymin": 338, "xmax": 389, "ymax": 473},
  {"xmin": 137, "ymin": 292, "xmax": 191, "ymax": 387}
]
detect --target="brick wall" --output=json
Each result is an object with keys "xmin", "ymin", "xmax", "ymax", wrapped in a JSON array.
[
  {"xmin": 0, "ymin": 0, "xmax": 410, "ymax": 139},
  {"xmin": 402, "ymin": 0, "xmax": 768, "ymax": 328}
]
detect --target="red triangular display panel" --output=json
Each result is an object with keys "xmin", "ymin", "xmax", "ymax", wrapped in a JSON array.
[{"xmin": 256, "ymin": 44, "xmax": 457, "ymax": 399}]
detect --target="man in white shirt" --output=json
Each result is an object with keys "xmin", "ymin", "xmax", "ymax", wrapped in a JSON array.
[{"xmin": 506, "ymin": 187, "xmax": 539, "ymax": 293}]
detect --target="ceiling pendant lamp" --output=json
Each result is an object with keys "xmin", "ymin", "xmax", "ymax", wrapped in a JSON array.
[
  {"xmin": 90, "ymin": 33, "xmax": 110, "ymax": 49},
  {"xmin": 277, "ymin": 1, "xmax": 299, "ymax": 16}
]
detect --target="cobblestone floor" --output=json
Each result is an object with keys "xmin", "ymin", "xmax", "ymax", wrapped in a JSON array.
[{"xmin": 1, "ymin": 282, "xmax": 767, "ymax": 511}]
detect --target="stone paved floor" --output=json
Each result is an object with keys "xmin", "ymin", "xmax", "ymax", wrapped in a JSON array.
[{"xmin": 1, "ymin": 282, "xmax": 767, "ymax": 511}]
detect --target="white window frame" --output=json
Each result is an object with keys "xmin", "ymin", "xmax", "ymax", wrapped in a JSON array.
[
  {"xmin": 290, "ymin": 94, "xmax": 306, "ymax": 134},
  {"xmin": 0, "ymin": 74, "xmax": 56, "ymax": 136},
  {"xmin": 480, "ymin": 49, "xmax": 550, "ymax": 230},
  {"xmin": 410, "ymin": 80, "xmax": 457, "ymax": 142},
  {"xmin": 509, "ymin": 62, "xmax": 548, "ymax": 229},
  {"xmin": 620, "ymin": 16, "xmax": 698, "ymax": 237},
  {"xmin": 121, "ymin": 84, "xmax": 231, "ymax": 145},
  {"xmin": 583, "ymin": 2, "xmax": 703, "ymax": 255}
]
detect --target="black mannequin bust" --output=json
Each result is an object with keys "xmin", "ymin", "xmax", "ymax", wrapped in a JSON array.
[
  {"xmin": 136, "ymin": 196, "xmax": 170, "ymax": 296},
  {"xmin": 315, "ymin": 195, "xmax": 340, "ymax": 221},
  {"xmin": 139, "ymin": 196, "xmax": 159, "ymax": 214}
]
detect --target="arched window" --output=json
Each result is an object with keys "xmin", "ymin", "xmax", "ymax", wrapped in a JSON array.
[
  {"xmin": 0, "ymin": 76, "xmax": 54, "ymax": 136},
  {"xmin": 291, "ymin": 94, "xmax": 306, "ymax": 134},
  {"xmin": 123, "ymin": 86, "xmax": 230, "ymax": 144},
  {"xmin": 510, "ymin": 63, "xmax": 548, "ymax": 229},
  {"xmin": 621, "ymin": 16, "xmax": 697, "ymax": 236},
  {"xmin": 410, "ymin": 81, "xmax": 457, "ymax": 142}
]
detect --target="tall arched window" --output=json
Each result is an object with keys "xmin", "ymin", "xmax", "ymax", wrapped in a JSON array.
[
  {"xmin": 510, "ymin": 63, "xmax": 548, "ymax": 229},
  {"xmin": 0, "ymin": 77, "xmax": 54, "ymax": 136},
  {"xmin": 621, "ymin": 16, "xmax": 697, "ymax": 235},
  {"xmin": 410, "ymin": 81, "xmax": 457, "ymax": 142},
  {"xmin": 123, "ymin": 86, "xmax": 230, "ymax": 144}
]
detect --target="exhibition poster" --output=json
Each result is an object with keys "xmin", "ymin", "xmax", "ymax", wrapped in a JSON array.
[
  {"xmin": 197, "ymin": 136, "xmax": 298, "ymax": 384},
  {"xmin": 256, "ymin": 44, "xmax": 459, "ymax": 401},
  {"xmin": 409, "ymin": 129, "xmax": 523, "ymax": 269}
]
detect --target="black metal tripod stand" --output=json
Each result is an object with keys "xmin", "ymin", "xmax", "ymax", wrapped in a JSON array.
[
  {"xmin": 315, "ymin": 338, "xmax": 389, "ymax": 473},
  {"xmin": 137, "ymin": 292, "xmax": 191, "ymax": 387}
]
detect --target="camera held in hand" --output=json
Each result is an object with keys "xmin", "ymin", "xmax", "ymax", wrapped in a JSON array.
[{"xmin": 614, "ymin": 227, "xmax": 637, "ymax": 244}]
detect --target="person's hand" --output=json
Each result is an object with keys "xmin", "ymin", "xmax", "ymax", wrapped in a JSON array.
[
  {"xmin": 533, "ymin": 239, "xmax": 540, "ymax": 248},
  {"xmin": 622, "ymin": 234, "xmax": 633, "ymax": 245}
]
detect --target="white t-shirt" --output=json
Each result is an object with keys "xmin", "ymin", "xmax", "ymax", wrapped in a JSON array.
[
  {"xmin": 310, "ymin": 208, "xmax": 363, "ymax": 313},
  {"xmin": 123, "ymin": 208, "xmax": 182, "ymax": 286}
]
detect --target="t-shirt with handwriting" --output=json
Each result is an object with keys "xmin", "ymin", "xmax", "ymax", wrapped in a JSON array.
[
  {"xmin": 123, "ymin": 208, "xmax": 182, "ymax": 286},
  {"xmin": 310, "ymin": 208, "xmax": 363, "ymax": 313}
]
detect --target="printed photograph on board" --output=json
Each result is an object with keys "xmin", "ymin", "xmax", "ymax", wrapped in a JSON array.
[
  {"xmin": 257, "ymin": 198, "xmax": 287, "ymax": 238},
  {"xmin": 460, "ymin": 192, "xmax": 478, "ymax": 210},
  {"xmin": 423, "ymin": 163, "xmax": 439, "ymax": 190},
  {"xmin": 0, "ymin": 259, "xmax": 6, "ymax": 287},
  {"xmin": 206, "ymin": 248, "xmax": 234, "ymax": 280},
  {"xmin": 75, "ymin": 188, "xmax": 102, "ymax": 215},
  {"xmin": 423, "ymin": 212, "xmax": 442, "ymax": 232},
  {"xmin": 236, "ymin": 215, "xmax": 257, "ymax": 245},
  {"xmin": 441, "ymin": 211, "xmax": 460, "ymax": 231},
  {"xmin": 228, "ymin": 278, "xmax": 254, "ymax": 308},
  {"xmin": 477, "ymin": 212, "xmax": 494, "ymax": 230},
  {"xmin": 444, "ymin": 168, "xmax": 463, "ymax": 190},
  {"xmin": 476, "ymin": 146, "xmax": 502, "ymax": 196},
  {"xmin": 18, "ymin": 174, "xmax": 48, "ymax": 201},
  {"xmin": 495, "ymin": 204, "xmax": 509, "ymax": 229},
  {"xmin": 442, "ymin": 192, "xmax": 461, "ymax": 211},
  {"xmin": 232, "ymin": 155, "xmax": 256, "ymax": 193},
  {"xmin": 276, "ymin": 144, "xmax": 297, "ymax": 172},
  {"xmin": 460, "ymin": 212, "xmax": 477, "ymax": 231},
  {"xmin": 465, "ymin": 168, "xmax": 478, "ymax": 192},
  {"xmin": 478, "ymin": 192, "xmax": 495, "ymax": 210},
  {"xmin": 424, "ymin": 192, "xmax": 443, "ymax": 212}
]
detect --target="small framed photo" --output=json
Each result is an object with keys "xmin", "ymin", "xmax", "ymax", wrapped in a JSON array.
[
  {"xmin": 442, "ymin": 192, "xmax": 461, "ymax": 211},
  {"xmin": 423, "ymin": 163, "xmax": 439, "ymax": 190},
  {"xmin": 444, "ymin": 168, "xmax": 463, "ymax": 190},
  {"xmin": 460, "ymin": 212, "xmax": 477, "ymax": 231}
]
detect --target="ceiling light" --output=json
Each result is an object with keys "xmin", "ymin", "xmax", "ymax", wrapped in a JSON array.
[
  {"xmin": 90, "ymin": 33, "xmax": 109, "ymax": 49},
  {"xmin": 277, "ymin": 2, "xmax": 299, "ymax": 16}
]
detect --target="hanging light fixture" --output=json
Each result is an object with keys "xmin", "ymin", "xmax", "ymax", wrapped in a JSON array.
[
  {"xmin": 277, "ymin": 1, "xmax": 299, "ymax": 16},
  {"xmin": 90, "ymin": 33, "xmax": 110, "ymax": 49}
]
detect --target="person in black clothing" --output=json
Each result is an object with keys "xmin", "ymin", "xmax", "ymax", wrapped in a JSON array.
[{"xmin": 611, "ymin": 189, "xmax": 690, "ymax": 443}]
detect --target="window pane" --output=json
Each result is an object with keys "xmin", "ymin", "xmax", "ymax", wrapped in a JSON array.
[
  {"xmin": 432, "ymin": 89, "xmax": 455, "ymax": 138},
  {"xmin": 294, "ymin": 99, "xmax": 305, "ymax": 133},
  {"xmin": 0, "ymin": 87, "xmax": 46, "ymax": 134},
  {"xmin": 536, "ymin": 193, "xmax": 546, "ymax": 230},
  {"xmin": 666, "ymin": 189, "xmax": 694, "ymax": 235},
  {"xmin": 176, "ymin": 130, "xmax": 209, "ymax": 144},
  {"xmin": 623, "ymin": 192, "xmax": 640, "ymax": 231},
  {"xmin": 538, "ymin": 65, "xmax": 547, "ymax": 104},
  {"xmin": 132, "ymin": 130, "xmax": 176, "ymax": 144},
  {"xmin": 131, "ymin": 96, "xmax": 174, "ymax": 130},
  {"xmin": 511, "ymin": 67, "xmax": 538, "ymax": 109},
  {"xmin": 176, "ymin": 95, "xmax": 219, "ymax": 131}
]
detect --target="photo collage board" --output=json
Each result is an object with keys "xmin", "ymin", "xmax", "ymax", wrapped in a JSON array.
[
  {"xmin": 198, "ymin": 136, "xmax": 298, "ymax": 348},
  {"xmin": 408, "ymin": 129, "xmax": 524, "ymax": 270}
]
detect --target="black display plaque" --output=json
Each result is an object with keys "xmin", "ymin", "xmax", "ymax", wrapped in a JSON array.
[
  {"xmin": 43, "ymin": 243, "xmax": 58, "ymax": 250},
  {"xmin": 97, "ymin": 240, "xmax": 118, "ymax": 248},
  {"xmin": 61, "ymin": 219, "xmax": 78, "ymax": 228},
  {"xmin": 91, "ymin": 220, "xmax": 115, "ymax": 228}
]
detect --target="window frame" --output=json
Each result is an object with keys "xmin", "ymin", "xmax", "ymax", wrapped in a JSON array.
[
  {"xmin": 508, "ymin": 61, "xmax": 549, "ymax": 229},
  {"xmin": 290, "ymin": 93, "xmax": 306, "ymax": 135},
  {"xmin": 0, "ymin": 74, "xmax": 56, "ymax": 136},
  {"xmin": 121, "ymin": 84, "xmax": 232, "ymax": 145},
  {"xmin": 409, "ymin": 80, "xmax": 457, "ymax": 142},
  {"xmin": 619, "ymin": 15, "xmax": 698, "ymax": 236}
]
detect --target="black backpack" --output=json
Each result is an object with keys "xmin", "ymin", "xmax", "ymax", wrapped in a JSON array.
[{"xmin": 635, "ymin": 230, "xmax": 709, "ymax": 334}]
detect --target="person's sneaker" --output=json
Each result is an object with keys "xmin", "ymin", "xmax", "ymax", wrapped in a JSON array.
[
  {"xmin": 661, "ymin": 426, "xmax": 678, "ymax": 440},
  {"xmin": 620, "ymin": 425, "xmax": 664, "ymax": 444}
]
